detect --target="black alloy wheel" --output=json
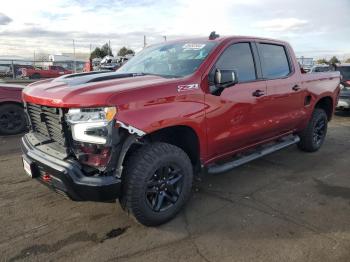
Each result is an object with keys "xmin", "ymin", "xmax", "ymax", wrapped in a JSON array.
[
  {"xmin": 313, "ymin": 117, "xmax": 327, "ymax": 146},
  {"xmin": 145, "ymin": 165, "xmax": 184, "ymax": 212}
]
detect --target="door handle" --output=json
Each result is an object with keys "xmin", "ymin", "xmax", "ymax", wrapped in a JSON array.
[
  {"xmin": 292, "ymin": 84, "xmax": 301, "ymax": 91},
  {"xmin": 252, "ymin": 89, "xmax": 265, "ymax": 97}
]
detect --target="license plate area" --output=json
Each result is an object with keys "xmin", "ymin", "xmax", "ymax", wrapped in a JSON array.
[{"xmin": 22, "ymin": 156, "xmax": 38, "ymax": 178}]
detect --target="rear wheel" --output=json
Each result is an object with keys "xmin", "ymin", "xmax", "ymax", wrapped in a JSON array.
[
  {"xmin": 0, "ymin": 104, "xmax": 27, "ymax": 135},
  {"xmin": 120, "ymin": 142, "xmax": 193, "ymax": 226},
  {"xmin": 298, "ymin": 108, "xmax": 328, "ymax": 152}
]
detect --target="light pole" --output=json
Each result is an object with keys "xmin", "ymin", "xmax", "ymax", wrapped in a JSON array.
[{"xmin": 73, "ymin": 39, "xmax": 76, "ymax": 73}]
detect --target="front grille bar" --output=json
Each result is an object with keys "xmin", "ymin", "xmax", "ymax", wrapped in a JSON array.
[{"xmin": 26, "ymin": 103, "xmax": 68, "ymax": 153}]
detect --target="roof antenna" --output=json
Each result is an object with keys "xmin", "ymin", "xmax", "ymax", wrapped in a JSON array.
[{"xmin": 209, "ymin": 31, "xmax": 220, "ymax": 40}]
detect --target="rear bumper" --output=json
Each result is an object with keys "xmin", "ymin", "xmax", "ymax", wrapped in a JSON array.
[{"xmin": 21, "ymin": 134, "xmax": 121, "ymax": 201}]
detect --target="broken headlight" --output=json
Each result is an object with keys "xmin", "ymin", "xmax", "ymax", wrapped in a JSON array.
[{"xmin": 66, "ymin": 107, "xmax": 117, "ymax": 144}]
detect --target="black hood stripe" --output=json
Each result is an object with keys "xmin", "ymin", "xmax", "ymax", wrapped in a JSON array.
[{"xmin": 52, "ymin": 71, "xmax": 139, "ymax": 87}]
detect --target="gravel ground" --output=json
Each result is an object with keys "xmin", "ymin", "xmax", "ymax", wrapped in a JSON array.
[{"xmin": 1, "ymin": 113, "xmax": 350, "ymax": 262}]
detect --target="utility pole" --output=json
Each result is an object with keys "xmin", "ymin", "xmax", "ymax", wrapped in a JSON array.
[
  {"xmin": 143, "ymin": 35, "xmax": 147, "ymax": 48},
  {"xmin": 33, "ymin": 51, "xmax": 36, "ymax": 67},
  {"xmin": 109, "ymin": 40, "xmax": 111, "ymax": 56},
  {"xmin": 73, "ymin": 39, "xmax": 76, "ymax": 73},
  {"xmin": 163, "ymin": 35, "xmax": 167, "ymax": 41}
]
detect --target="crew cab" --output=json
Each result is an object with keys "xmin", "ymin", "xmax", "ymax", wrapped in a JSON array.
[
  {"xmin": 21, "ymin": 34, "xmax": 340, "ymax": 226},
  {"xmin": 21, "ymin": 65, "xmax": 72, "ymax": 79},
  {"xmin": 0, "ymin": 84, "xmax": 27, "ymax": 135}
]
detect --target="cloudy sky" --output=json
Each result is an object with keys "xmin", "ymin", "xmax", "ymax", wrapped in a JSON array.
[{"xmin": 0, "ymin": 0, "xmax": 349, "ymax": 59}]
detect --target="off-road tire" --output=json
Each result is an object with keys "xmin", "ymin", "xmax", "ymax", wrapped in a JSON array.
[
  {"xmin": 120, "ymin": 142, "xmax": 193, "ymax": 226},
  {"xmin": 298, "ymin": 108, "xmax": 328, "ymax": 152}
]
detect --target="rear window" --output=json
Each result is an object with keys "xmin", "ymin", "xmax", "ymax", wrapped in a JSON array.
[
  {"xmin": 337, "ymin": 66, "xmax": 350, "ymax": 80},
  {"xmin": 259, "ymin": 44, "xmax": 291, "ymax": 79}
]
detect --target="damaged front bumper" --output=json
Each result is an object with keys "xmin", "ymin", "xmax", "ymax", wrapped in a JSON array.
[{"xmin": 21, "ymin": 134, "xmax": 122, "ymax": 201}]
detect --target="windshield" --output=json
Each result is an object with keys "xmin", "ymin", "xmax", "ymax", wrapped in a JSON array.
[
  {"xmin": 117, "ymin": 41, "xmax": 217, "ymax": 78},
  {"xmin": 337, "ymin": 66, "xmax": 350, "ymax": 80}
]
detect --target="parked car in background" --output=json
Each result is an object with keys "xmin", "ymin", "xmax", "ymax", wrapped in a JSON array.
[
  {"xmin": 0, "ymin": 84, "xmax": 27, "ymax": 135},
  {"xmin": 99, "ymin": 56, "xmax": 121, "ymax": 71},
  {"xmin": 21, "ymin": 34, "xmax": 341, "ymax": 226},
  {"xmin": 5, "ymin": 65, "xmax": 35, "ymax": 78},
  {"xmin": 310, "ymin": 64, "xmax": 333, "ymax": 73},
  {"xmin": 21, "ymin": 65, "xmax": 72, "ymax": 79},
  {"xmin": 336, "ymin": 63, "xmax": 350, "ymax": 110}
]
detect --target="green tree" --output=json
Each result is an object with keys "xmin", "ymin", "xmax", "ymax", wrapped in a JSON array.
[
  {"xmin": 117, "ymin": 47, "xmax": 135, "ymax": 57},
  {"xmin": 101, "ymin": 43, "xmax": 113, "ymax": 56},
  {"xmin": 328, "ymin": 56, "xmax": 340, "ymax": 65},
  {"xmin": 90, "ymin": 47, "xmax": 102, "ymax": 59},
  {"xmin": 316, "ymin": 58, "xmax": 328, "ymax": 65},
  {"xmin": 90, "ymin": 43, "xmax": 113, "ymax": 59},
  {"xmin": 345, "ymin": 58, "xmax": 350, "ymax": 63}
]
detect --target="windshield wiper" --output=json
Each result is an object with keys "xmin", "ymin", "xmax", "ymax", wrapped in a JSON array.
[{"xmin": 132, "ymin": 72, "xmax": 180, "ymax": 78}]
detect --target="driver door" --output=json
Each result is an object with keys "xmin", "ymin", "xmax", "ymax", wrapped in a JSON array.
[{"xmin": 205, "ymin": 42, "xmax": 271, "ymax": 160}]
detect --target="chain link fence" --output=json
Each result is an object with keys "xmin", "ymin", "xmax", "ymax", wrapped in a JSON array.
[{"xmin": 0, "ymin": 59, "xmax": 86, "ymax": 82}]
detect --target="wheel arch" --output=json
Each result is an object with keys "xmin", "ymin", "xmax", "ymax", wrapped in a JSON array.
[
  {"xmin": 314, "ymin": 96, "xmax": 333, "ymax": 120},
  {"xmin": 144, "ymin": 125, "xmax": 201, "ymax": 169}
]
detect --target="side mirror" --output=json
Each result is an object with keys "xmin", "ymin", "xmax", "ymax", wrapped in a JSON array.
[{"xmin": 214, "ymin": 69, "xmax": 238, "ymax": 88}]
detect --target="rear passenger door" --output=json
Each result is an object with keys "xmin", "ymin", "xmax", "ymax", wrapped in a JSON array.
[{"xmin": 257, "ymin": 42, "xmax": 304, "ymax": 136}]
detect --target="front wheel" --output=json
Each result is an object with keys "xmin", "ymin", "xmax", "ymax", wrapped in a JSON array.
[
  {"xmin": 298, "ymin": 108, "xmax": 328, "ymax": 152},
  {"xmin": 120, "ymin": 142, "xmax": 193, "ymax": 226}
]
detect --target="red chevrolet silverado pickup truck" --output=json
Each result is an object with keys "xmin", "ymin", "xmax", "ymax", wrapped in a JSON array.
[
  {"xmin": 0, "ymin": 84, "xmax": 27, "ymax": 135},
  {"xmin": 21, "ymin": 65, "xmax": 72, "ymax": 79},
  {"xmin": 21, "ymin": 34, "xmax": 340, "ymax": 226}
]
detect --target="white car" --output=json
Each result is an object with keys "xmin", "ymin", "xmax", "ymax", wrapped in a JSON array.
[{"xmin": 337, "ymin": 84, "xmax": 350, "ymax": 110}]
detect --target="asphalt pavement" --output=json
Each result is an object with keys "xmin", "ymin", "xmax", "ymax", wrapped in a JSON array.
[{"xmin": 1, "ymin": 113, "xmax": 350, "ymax": 262}]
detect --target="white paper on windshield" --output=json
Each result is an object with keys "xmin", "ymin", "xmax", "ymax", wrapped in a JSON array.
[{"xmin": 182, "ymin": 43, "xmax": 206, "ymax": 51}]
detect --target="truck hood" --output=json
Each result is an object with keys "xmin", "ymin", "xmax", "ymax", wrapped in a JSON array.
[{"xmin": 23, "ymin": 72, "xmax": 177, "ymax": 108}]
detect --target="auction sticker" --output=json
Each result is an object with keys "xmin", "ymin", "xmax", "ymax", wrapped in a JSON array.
[{"xmin": 182, "ymin": 43, "xmax": 206, "ymax": 50}]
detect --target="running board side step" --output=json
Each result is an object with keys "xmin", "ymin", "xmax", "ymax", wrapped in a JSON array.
[{"xmin": 207, "ymin": 135, "xmax": 300, "ymax": 175}]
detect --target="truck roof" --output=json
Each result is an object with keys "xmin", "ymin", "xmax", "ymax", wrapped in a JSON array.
[{"xmin": 166, "ymin": 35, "xmax": 289, "ymax": 45}]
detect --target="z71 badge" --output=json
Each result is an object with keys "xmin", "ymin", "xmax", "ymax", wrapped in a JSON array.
[{"xmin": 177, "ymin": 84, "xmax": 199, "ymax": 92}]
